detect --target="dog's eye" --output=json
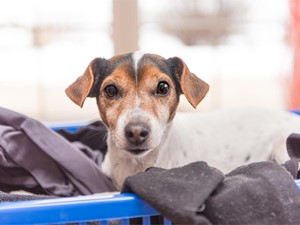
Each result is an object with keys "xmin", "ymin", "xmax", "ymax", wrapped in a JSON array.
[
  {"xmin": 156, "ymin": 81, "xmax": 170, "ymax": 96},
  {"xmin": 104, "ymin": 85, "xmax": 118, "ymax": 98}
]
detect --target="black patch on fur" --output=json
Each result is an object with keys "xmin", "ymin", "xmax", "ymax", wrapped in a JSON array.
[
  {"xmin": 106, "ymin": 54, "xmax": 133, "ymax": 75},
  {"xmin": 166, "ymin": 57, "xmax": 184, "ymax": 94},
  {"xmin": 88, "ymin": 57, "xmax": 108, "ymax": 97},
  {"xmin": 92, "ymin": 54, "xmax": 136, "ymax": 97}
]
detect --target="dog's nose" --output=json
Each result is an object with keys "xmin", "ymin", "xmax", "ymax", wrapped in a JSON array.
[{"xmin": 125, "ymin": 122, "xmax": 150, "ymax": 145}]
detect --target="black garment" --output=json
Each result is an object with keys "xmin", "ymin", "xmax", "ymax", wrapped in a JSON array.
[
  {"xmin": 56, "ymin": 121, "xmax": 108, "ymax": 156},
  {"xmin": 0, "ymin": 107, "xmax": 116, "ymax": 196},
  {"xmin": 122, "ymin": 161, "xmax": 300, "ymax": 225},
  {"xmin": 284, "ymin": 133, "xmax": 300, "ymax": 179},
  {"xmin": 287, "ymin": 133, "xmax": 300, "ymax": 159}
]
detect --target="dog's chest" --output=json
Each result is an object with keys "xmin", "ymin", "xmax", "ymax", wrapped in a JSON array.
[{"xmin": 104, "ymin": 149, "xmax": 158, "ymax": 189}]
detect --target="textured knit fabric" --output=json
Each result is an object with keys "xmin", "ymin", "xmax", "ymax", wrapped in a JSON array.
[
  {"xmin": 0, "ymin": 191, "xmax": 55, "ymax": 202},
  {"xmin": 122, "ymin": 162, "xmax": 224, "ymax": 225},
  {"xmin": 122, "ymin": 161, "xmax": 300, "ymax": 225},
  {"xmin": 203, "ymin": 161, "xmax": 300, "ymax": 225}
]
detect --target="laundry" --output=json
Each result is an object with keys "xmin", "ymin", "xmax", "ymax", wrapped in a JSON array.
[
  {"xmin": 0, "ymin": 107, "xmax": 116, "ymax": 198},
  {"xmin": 122, "ymin": 161, "xmax": 224, "ymax": 225},
  {"xmin": 56, "ymin": 120, "xmax": 108, "ymax": 156},
  {"xmin": 122, "ymin": 161, "xmax": 300, "ymax": 225},
  {"xmin": 0, "ymin": 191, "xmax": 54, "ymax": 202}
]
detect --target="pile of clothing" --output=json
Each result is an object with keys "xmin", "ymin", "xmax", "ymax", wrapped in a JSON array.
[
  {"xmin": 0, "ymin": 107, "xmax": 116, "ymax": 199},
  {"xmin": 1, "ymin": 106, "xmax": 300, "ymax": 224}
]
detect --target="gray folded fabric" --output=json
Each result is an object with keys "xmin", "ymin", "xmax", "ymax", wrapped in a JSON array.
[
  {"xmin": 0, "ymin": 107, "xmax": 116, "ymax": 197},
  {"xmin": 122, "ymin": 161, "xmax": 224, "ymax": 225},
  {"xmin": 122, "ymin": 161, "xmax": 300, "ymax": 225},
  {"xmin": 204, "ymin": 161, "xmax": 300, "ymax": 225}
]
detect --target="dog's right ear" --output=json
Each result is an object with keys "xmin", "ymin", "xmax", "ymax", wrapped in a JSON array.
[
  {"xmin": 65, "ymin": 58, "xmax": 107, "ymax": 108},
  {"xmin": 168, "ymin": 57, "xmax": 209, "ymax": 108}
]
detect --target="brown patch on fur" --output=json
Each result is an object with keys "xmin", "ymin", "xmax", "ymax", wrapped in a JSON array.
[
  {"xmin": 65, "ymin": 58, "xmax": 99, "ymax": 107},
  {"xmin": 171, "ymin": 57, "xmax": 209, "ymax": 108},
  {"xmin": 98, "ymin": 65, "xmax": 136, "ymax": 130},
  {"xmin": 138, "ymin": 64, "xmax": 179, "ymax": 122}
]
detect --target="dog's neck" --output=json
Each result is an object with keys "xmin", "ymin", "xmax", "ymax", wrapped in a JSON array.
[
  {"xmin": 102, "ymin": 122, "xmax": 174, "ymax": 190},
  {"xmin": 103, "ymin": 143, "xmax": 159, "ymax": 190}
]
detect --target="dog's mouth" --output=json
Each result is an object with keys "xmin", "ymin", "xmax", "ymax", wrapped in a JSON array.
[{"xmin": 125, "ymin": 148, "xmax": 150, "ymax": 155}]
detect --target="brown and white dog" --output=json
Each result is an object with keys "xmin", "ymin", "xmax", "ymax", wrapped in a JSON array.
[{"xmin": 66, "ymin": 52, "xmax": 300, "ymax": 189}]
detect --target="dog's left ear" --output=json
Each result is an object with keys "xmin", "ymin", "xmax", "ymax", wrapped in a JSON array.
[
  {"xmin": 168, "ymin": 57, "xmax": 209, "ymax": 108},
  {"xmin": 65, "ymin": 58, "xmax": 106, "ymax": 108}
]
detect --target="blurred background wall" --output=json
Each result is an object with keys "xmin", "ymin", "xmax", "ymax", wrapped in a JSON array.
[{"xmin": 0, "ymin": 0, "xmax": 299, "ymax": 123}]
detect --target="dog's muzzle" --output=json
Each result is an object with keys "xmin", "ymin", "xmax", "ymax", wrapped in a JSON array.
[
  {"xmin": 124, "ymin": 122, "xmax": 150, "ymax": 155},
  {"xmin": 125, "ymin": 122, "xmax": 150, "ymax": 145}
]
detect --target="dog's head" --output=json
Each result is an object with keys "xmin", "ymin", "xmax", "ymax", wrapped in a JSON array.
[{"xmin": 66, "ymin": 52, "xmax": 209, "ymax": 156}]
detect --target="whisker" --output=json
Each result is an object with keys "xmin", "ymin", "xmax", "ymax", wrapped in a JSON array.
[
  {"xmin": 140, "ymin": 156, "xmax": 145, "ymax": 168},
  {"xmin": 108, "ymin": 131, "xmax": 123, "ymax": 147},
  {"xmin": 82, "ymin": 130, "xmax": 108, "ymax": 142},
  {"xmin": 103, "ymin": 131, "xmax": 109, "ymax": 141},
  {"xmin": 129, "ymin": 154, "xmax": 135, "ymax": 172}
]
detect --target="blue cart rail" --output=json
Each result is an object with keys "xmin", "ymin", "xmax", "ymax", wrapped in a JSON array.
[{"xmin": 0, "ymin": 193, "xmax": 172, "ymax": 225}]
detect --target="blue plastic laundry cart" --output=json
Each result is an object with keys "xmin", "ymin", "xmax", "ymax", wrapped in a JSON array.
[{"xmin": 1, "ymin": 121, "xmax": 300, "ymax": 225}]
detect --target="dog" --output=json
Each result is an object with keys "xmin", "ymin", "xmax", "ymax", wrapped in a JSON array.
[{"xmin": 66, "ymin": 52, "xmax": 300, "ymax": 190}]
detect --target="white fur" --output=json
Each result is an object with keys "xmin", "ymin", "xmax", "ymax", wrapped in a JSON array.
[
  {"xmin": 155, "ymin": 108, "xmax": 300, "ymax": 171},
  {"xmin": 132, "ymin": 51, "xmax": 144, "ymax": 73},
  {"xmin": 102, "ymin": 107, "xmax": 300, "ymax": 189},
  {"xmin": 112, "ymin": 108, "xmax": 164, "ymax": 151}
]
